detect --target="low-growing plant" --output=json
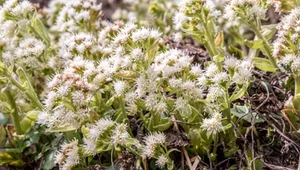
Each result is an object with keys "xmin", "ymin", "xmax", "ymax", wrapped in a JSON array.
[{"xmin": 1, "ymin": 0, "xmax": 300, "ymax": 169}]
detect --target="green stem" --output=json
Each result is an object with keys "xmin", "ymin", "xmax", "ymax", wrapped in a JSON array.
[
  {"xmin": 203, "ymin": 24, "xmax": 218, "ymax": 56},
  {"xmin": 294, "ymin": 75, "xmax": 300, "ymax": 96},
  {"xmin": 249, "ymin": 23, "xmax": 278, "ymax": 68},
  {"xmin": 125, "ymin": 145, "xmax": 140, "ymax": 157},
  {"xmin": 203, "ymin": 23, "xmax": 222, "ymax": 70},
  {"xmin": 224, "ymin": 91, "xmax": 231, "ymax": 121},
  {"xmin": 119, "ymin": 97, "xmax": 127, "ymax": 116},
  {"xmin": 213, "ymin": 134, "xmax": 218, "ymax": 158},
  {"xmin": 8, "ymin": 74, "xmax": 43, "ymax": 110},
  {"xmin": 4, "ymin": 90, "xmax": 22, "ymax": 135}
]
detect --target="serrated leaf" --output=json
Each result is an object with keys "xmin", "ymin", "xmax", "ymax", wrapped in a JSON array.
[{"xmin": 253, "ymin": 57, "xmax": 277, "ymax": 72}]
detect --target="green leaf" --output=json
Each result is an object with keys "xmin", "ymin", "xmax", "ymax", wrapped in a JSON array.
[
  {"xmin": 222, "ymin": 123, "xmax": 232, "ymax": 132},
  {"xmin": 47, "ymin": 126, "xmax": 77, "ymax": 132},
  {"xmin": 0, "ymin": 126, "xmax": 6, "ymax": 148},
  {"xmin": 30, "ymin": 12, "xmax": 50, "ymax": 46},
  {"xmin": 105, "ymin": 96, "xmax": 116, "ymax": 108},
  {"xmin": 245, "ymin": 39, "xmax": 264, "ymax": 49},
  {"xmin": 153, "ymin": 119, "xmax": 172, "ymax": 131},
  {"xmin": 0, "ymin": 112, "xmax": 8, "ymax": 125},
  {"xmin": 229, "ymin": 84, "xmax": 248, "ymax": 103},
  {"xmin": 261, "ymin": 24, "xmax": 277, "ymax": 40},
  {"xmin": 213, "ymin": 53, "xmax": 225, "ymax": 63},
  {"xmin": 20, "ymin": 110, "xmax": 38, "ymax": 134},
  {"xmin": 0, "ymin": 152, "xmax": 24, "ymax": 166},
  {"xmin": 253, "ymin": 57, "xmax": 277, "ymax": 72},
  {"xmin": 230, "ymin": 105, "xmax": 264, "ymax": 123},
  {"xmin": 228, "ymin": 45, "xmax": 243, "ymax": 59},
  {"xmin": 42, "ymin": 150, "xmax": 56, "ymax": 170}
]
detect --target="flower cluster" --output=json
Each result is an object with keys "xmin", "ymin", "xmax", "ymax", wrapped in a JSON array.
[
  {"xmin": 174, "ymin": 0, "xmax": 221, "ymax": 30},
  {"xmin": 45, "ymin": 0, "xmax": 102, "ymax": 32},
  {"xmin": 201, "ymin": 112, "xmax": 223, "ymax": 137},
  {"xmin": 224, "ymin": 0, "xmax": 268, "ymax": 22},
  {"xmin": 0, "ymin": 0, "xmax": 47, "ymax": 70},
  {"xmin": 0, "ymin": 0, "xmax": 281, "ymax": 169},
  {"xmin": 273, "ymin": 7, "xmax": 300, "ymax": 73},
  {"xmin": 38, "ymin": 57, "xmax": 97, "ymax": 130},
  {"xmin": 55, "ymin": 140, "xmax": 80, "ymax": 170},
  {"xmin": 142, "ymin": 132, "xmax": 172, "ymax": 169}
]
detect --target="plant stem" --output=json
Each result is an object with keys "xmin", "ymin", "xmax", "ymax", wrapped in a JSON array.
[
  {"xmin": 213, "ymin": 134, "xmax": 218, "ymax": 159},
  {"xmin": 203, "ymin": 23, "xmax": 222, "ymax": 70},
  {"xmin": 8, "ymin": 74, "xmax": 43, "ymax": 110},
  {"xmin": 204, "ymin": 24, "xmax": 217, "ymax": 56},
  {"xmin": 294, "ymin": 75, "xmax": 300, "ymax": 96},
  {"xmin": 4, "ymin": 90, "xmax": 22, "ymax": 135},
  {"xmin": 249, "ymin": 23, "xmax": 278, "ymax": 68}
]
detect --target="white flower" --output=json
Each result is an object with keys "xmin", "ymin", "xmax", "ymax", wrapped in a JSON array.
[
  {"xmin": 37, "ymin": 111, "xmax": 51, "ymax": 125},
  {"xmin": 155, "ymin": 101, "xmax": 168, "ymax": 113},
  {"xmin": 190, "ymin": 64, "xmax": 202, "ymax": 77},
  {"xmin": 125, "ymin": 92, "xmax": 137, "ymax": 104},
  {"xmin": 224, "ymin": 56, "xmax": 239, "ymax": 68},
  {"xmin": 224, "ymin": 5, "xmax": 235, "ymax": 21},
  {"xmin": 149, "ymin": 29, "xmax": 162, "ymax": 39},
  {"xmin": 156, "ymin": 155, "xmax": 168, "ymax": 169},
  {"xmin": 233, "ymin": 60, "xmax": 253, "ymax": 84},
  {"xmin": 131, "ymin": 27, "xmax": 150, "ymax": 42},
  {"xmin": 175, "ymin": 97, "xmax": 188, "ymax": 111},
  {"xmin": 136, "ymin": 74, "xmax": 148, "ymax": 97},
  {"xmin": 272, "ymin": 38, "xmax": 283, "ymax": 57},
  {"xmin": 56, "ymin": 140, "xmax": 80, "ymax": 170},
  {"xmin": 111, "ymin": 123, "xmax": 129, "ymax": 145},
  {"xmin": 279, "ymin": 54, "xmax": 296, "ymax": 66},
  {"xmin": 131, "ymin": 48, "xmax": 144, "ymax": 61},
  {"xmin": 113, "ymin": 80, "xmax": 127, "ymax": 96},
  {"xmin": 173, "ymin": 32, "xmax": 182, "ymax": 42},
  {"xmin": 291, "ymin": 34, "xmax": 298, "ymax": 42},
  {"xmin": 113, "ymin": 32, "xmax": 129, "ymax": 44},
  {"xmin": 18, "ymin": 37, "xmax": 46, "ymax": 57},
  {"xmin": 57, "ymin": 86, "xmax": 70, "ymax": 97},
  {"xmin": 83, "ymin": 138, "xmax": 97, "ymax": 155},
  {"xmin": 201, "ymin": 112, "xmax": 223, "ymax": 136},
  {"xmin": 153, "ymin": 49, "xmax": 192, "ymax": 78},
  {"xmin": 205, "ymin": 63, "xmax": 219, "ymax": 78},
  {"xmin": 44, "ymin": 91, "xmax": 57, "ymax": 108},
  {"xmin": 143, "ymin": 132, "xmax": 166, "ymax": 158},
  {"xmin": 71, "ymin": 90, "xmax": 85, "ymax": 106},
  {"xmin": 173, "ymin": 12, "xmax": 187, "ymax": 30},
  {"xmin": 145, "ymin": 93, "xmax": 159, "ymax": 111},
  {"xmin": 248, "ymin": 6, "xmax": 266, "ymax": 20},
  {"xmin": 207, "ymin": 86, "xmax": 224, "ymax": 102},
  {"xmin": 291, "ymin": 57, "xmax": 300, "ymax": 73},
  {"xmin": 211, "ymin": 72, "xmax": 229, "ymax": 84}
]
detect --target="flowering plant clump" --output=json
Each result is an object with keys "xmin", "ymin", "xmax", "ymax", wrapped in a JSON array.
[{"xmin": 1, "ymin": 0, "xmax": 300, "ymax": 169}]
